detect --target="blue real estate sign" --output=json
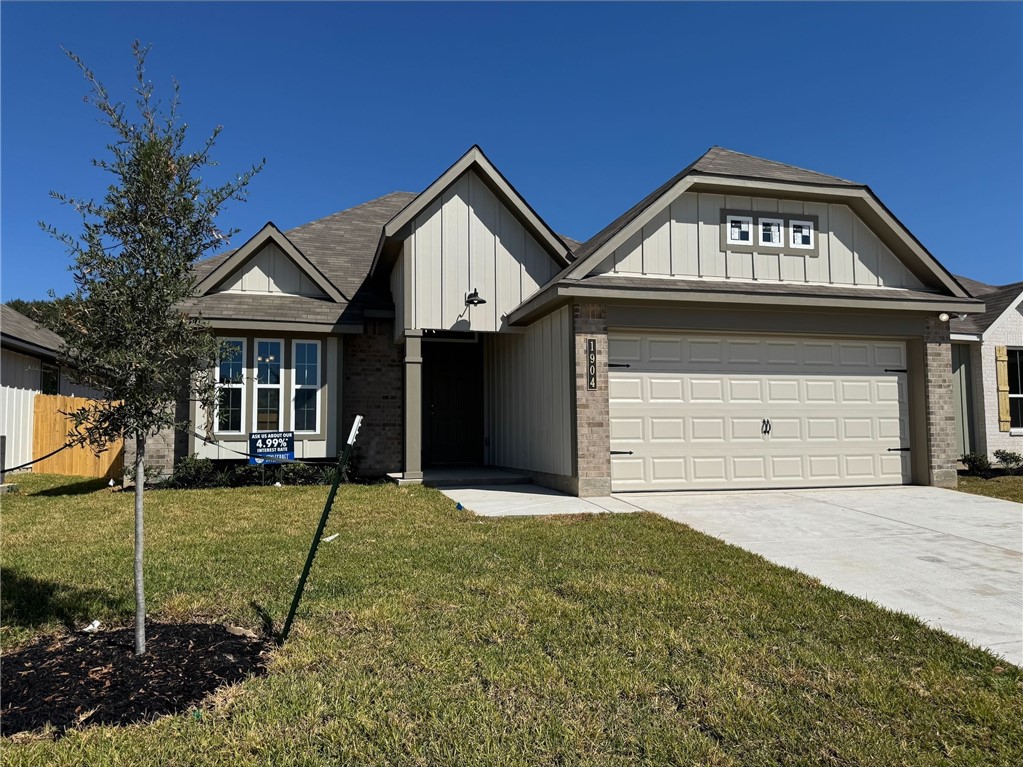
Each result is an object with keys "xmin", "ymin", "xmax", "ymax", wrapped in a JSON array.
[{"xmin": 249, "ymin": 431, "xmax": 295, "ymax": 464}]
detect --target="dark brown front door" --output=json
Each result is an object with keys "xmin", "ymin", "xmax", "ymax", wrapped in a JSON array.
[{"xmin": 422, "ymin": 339, "xmax": 483, "ymax": 467}]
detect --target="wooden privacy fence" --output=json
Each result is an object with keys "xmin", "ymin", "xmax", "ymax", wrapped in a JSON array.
[{"xmin": 32, "ymin": 394, "xmax": 123, "ymax": 479}]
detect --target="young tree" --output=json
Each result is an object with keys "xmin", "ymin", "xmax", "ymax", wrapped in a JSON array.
[{"xmin": 43, "ymin": 42, "xmax": 263, "ymax": 655}]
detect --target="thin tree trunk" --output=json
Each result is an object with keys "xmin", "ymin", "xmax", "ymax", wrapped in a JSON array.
[{"xmin": 134, "ymin": 432, "xmax": 146, "ymax": 655}]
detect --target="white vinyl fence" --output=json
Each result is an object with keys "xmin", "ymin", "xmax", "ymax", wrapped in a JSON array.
[{"xmin": 1, "ymin": 386, "xmax": 36, "ymax": 471}]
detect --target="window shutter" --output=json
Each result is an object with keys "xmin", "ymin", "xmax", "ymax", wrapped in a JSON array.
[{"xmin": 996, "ymin": 346, "xmax": 1011, "ymax": 432}]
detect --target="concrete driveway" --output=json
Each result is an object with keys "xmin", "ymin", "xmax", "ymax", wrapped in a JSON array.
[
  {"xmin": 628, "ymin": 486, "xmax": 1022, "ymax": 666},
  {"xmin": 442, "ymin": 484, "xmax": 1022, "ymax": 665}
]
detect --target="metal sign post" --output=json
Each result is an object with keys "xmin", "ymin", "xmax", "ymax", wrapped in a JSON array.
[{"xmin": 279, "ymin": 415, "xmax": 362, "ymax": 643}]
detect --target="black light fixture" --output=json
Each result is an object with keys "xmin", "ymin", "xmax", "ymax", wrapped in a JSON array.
[{"xmin": 465, "ymin": 288, "xmax": 487, "ymax": 307}]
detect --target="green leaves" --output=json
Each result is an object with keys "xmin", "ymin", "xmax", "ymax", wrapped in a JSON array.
[{"xmin": 41, "ymin": 43, "xmax": 263, "ymax": 448}]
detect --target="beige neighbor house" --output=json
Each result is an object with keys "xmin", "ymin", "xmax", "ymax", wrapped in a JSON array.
[
  {"xmin": 949, "ymin": 277, "xmax": 1023, "ymax": 462},
  {"xmin": 147, "ymin": 145, "xmax": 985, "ymax": 495}
]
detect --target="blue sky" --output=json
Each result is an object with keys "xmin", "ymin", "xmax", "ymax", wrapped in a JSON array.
[{"xmin": 2, "ymin": 1, "xmax": 1020, "ymax": 301}]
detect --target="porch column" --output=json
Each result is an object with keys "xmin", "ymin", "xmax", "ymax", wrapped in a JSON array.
[
  {"xmin": 923, "ymin": 317, "xmax": 958, "ymax": 488},
  {"xmin": 574, "ymin": 303, "xmax": 611, "ymax": 496},
  {"xmin": 403, "ymin": 331, "xmax": 423, "ymax": 480}
]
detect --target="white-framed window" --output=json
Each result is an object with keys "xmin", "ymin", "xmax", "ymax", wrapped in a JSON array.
[
  {"xmin": 292, "ymin": 340, "xmax": 321, "ymax": 433},
  {"xmin": 790, "ymin": 219, "xmax": 815, "ymax": 249},
  {"xmin": 758, "ymin": 217, "xmax": 784, "ymax": 248},
  {"xmin": 254, "ymin": 338, "xmax": 283, "ymax": 432},
  {"xmin": 1009, "ymin": 348, "xmax": 1023, "ymax": 430},
  {"xmin": 215, "ymin": 338, "xmax": 246, "ymax": 433},
  {"xmin": 726, "ymin": 215, "xmax": 753, "ymax": 245}
]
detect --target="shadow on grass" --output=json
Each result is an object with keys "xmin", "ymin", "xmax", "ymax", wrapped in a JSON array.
[
  {"xmin": 0, "ymin": 568, "xmax": 128, "ymax": 631},
  {"xmin": 27, "ymin": 478, "xmax": 112, "ymax": 497},
  {"xmin": 250, "ymin": 600, "xmax": 281, "ymax": 643}
]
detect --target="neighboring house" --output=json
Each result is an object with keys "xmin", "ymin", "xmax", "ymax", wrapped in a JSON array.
[
  {"xmin": 0, "ymin": 304, "xmax": 92, "ymax": 468},
  {"xmin": 154, "ymin": 145, "xmax": 983, "ymax": 495},
  {"xmin": 949, "ymin": 277, "xmax": 1023, "ymax": 462}
]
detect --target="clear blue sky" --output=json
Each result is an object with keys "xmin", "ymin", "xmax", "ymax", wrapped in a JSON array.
[{"xmin": 2, "ymin": 1, "xmax": 1021, "ymax": 301}]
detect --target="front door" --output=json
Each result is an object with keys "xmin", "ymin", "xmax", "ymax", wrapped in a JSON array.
[{"xmin": 422, "ymin": 339, "xmax": 483, "ymax": 467}]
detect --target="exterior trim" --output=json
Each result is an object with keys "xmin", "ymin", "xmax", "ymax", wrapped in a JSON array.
[
  {"xmin": 370, "ymin": 145, "xmax": 571, "ymax": 278},
  {"xmin": 195, "ymin": 222, "xmax": 345, "ymax": 302},
  {"xmin": 206, "ymin": 320, "xmax": 364, "ymax": 334}
]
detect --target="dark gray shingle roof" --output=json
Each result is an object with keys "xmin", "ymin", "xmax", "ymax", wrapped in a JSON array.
[
  {"xmin": 189, "ymin": 192, "xmax": 418, "ymax": 324},
  {"xmin": 0, "ymin": 304, "xmax": 64, "ymax": 356},
  {"xmin": 572, "ymin": 147, "xmax": 863, "ymax": 263},
  {"xmin": 950, "ymin": 276, "xmax": 1023, "ymax": 335}
]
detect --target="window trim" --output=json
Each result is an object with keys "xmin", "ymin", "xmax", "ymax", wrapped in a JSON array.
[
  {"xmin": 253, "ymin": 337, "xmax": 284, "ymax": 433},
  {"xmin": 291, "ymin": 339, "xmax": 322, "ymax": 434},
  {"xmin": 1009, "ymin": 347, "xmax": 1023, "ymax": 431},
  {"xmin": 790, "ymin": 219, "xmax": 816, "ymax": 250},
  {"xmin": 725, "ymin": 214, "xmax": 753, "ymax": 246},
  {"xmin": 758, "ymin": 217, "xmax": 785, "ymax": 248},
  {"xmin": 214, "ymin": 337, "xmax": 246, "ymax": 435}
]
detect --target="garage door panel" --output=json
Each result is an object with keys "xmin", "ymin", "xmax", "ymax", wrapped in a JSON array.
[{"xmin": 609, "ymin": 333, "xmax": 911, "ymax": 491}]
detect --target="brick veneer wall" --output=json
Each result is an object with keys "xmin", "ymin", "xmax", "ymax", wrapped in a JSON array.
[
  {"xmin": 573, "ymin": 303, "xmax": 611, "ymax": 496},
  {"xmin": 977, "ymin": 306, "xmax": 1023, "ymax": 459},
  {"xmin": 342, "ymin": 319, "xmax": 404, "ymax": 477},
  {"xmin": 923, "ymin": 317, "xmax": 958, "ymax": 488},
  {"xmin": 122, "ymin": 398, "xmax": 189, "ymax": 482}
]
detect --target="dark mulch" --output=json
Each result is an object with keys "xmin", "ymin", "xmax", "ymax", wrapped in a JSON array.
[{"xmin": 1, "ymin": 622, "xmax": 271, "ymax": 737}]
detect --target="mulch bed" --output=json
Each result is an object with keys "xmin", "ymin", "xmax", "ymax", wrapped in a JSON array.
[{"xmin": 1, "ymin": 622, "xmax": 271, "ymax": 738}]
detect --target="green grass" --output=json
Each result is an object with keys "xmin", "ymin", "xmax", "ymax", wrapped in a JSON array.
[
  {"xmin": 957, "ymin": 473, "xmax": 1023, "ymax": 504},
  {"xmin": 2, "ymin": 474, "xmax": 1021, "ymax": 766}
]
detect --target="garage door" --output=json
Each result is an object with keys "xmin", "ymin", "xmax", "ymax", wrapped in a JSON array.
[{"xmin": 609, "ymin": 333, "xmax": 911, "ymax": 491}]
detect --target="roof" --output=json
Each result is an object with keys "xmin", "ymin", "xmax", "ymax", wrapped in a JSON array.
[
  {"xmin": 572, "ymin": 147, "xmax": 862, "ymax": 262},
  {"xmin": 950, "ymin": 276, "xmax": 1023, "ymax": 335},
  {"xmin": 189, "ymin": 192, "xmax": 418, "ymax": 324},
  {"xmin": 0, "ymin": 304, "xmax": 64, "ymax": 358}
]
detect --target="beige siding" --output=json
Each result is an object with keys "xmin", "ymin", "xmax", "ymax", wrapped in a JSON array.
[
  {"xmin": 405, "ymin": 170, "xmax": 559, "ymax": 332},
  {"xmin": 485, "ymin": 306, "xmax": 572, "ymax": 476},
  {"xmin": 1, "ymin": 349, "xmax": 41, "ymax": 390},
  {"xmin": 595, "ymin": 191, "xmax": 927, "ymax": 290},
  {"xmin": 217, "ymin": 243, "xmax": 326, "ymax": 297}
]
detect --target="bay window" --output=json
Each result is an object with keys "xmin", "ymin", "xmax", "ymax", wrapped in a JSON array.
[
  {"xmin": 215, "ymin": 339, "xmax": 245, "ymax": 433},
  {"xmin": 254, "ymin": 339, "xmax": 283, "ymax": 431},
  {"xmin": 292, "ymin": 340, "xmax": 321, "ymax": 433}
]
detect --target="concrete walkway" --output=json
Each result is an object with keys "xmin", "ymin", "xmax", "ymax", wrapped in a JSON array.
[{"xmin": 441, "ymin": 484, "xmax": 1022, "ymax": 665}]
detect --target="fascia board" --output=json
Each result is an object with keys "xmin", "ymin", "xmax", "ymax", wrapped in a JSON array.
[
  {"xmin": 508, "ymin": 283, "xmax": 985, "ymax": 326},
  {"xmin": 950, "ymin": 333, "xmax": 982, "ymax": 342},
  {"xmin": 195, "ymin": 224, "xmax": 345, "ymax": 303},
  {"xmin": 372, "ymin": 146, "xmax": 570, "ymax": 278},
  {"xmin": 981, "ymin": 289, "xmax": 1023, "ymax": 342}
]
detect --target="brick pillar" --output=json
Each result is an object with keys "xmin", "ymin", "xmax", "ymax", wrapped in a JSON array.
[
  {"xmin": 574, "ymin": 303, "xmax": 610, "ymax": 496},
  {"xmin": 923, "ymin": 317, "xmax": 958, "ymax": 488}
]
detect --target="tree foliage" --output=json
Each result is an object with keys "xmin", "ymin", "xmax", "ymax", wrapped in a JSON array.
[
  {"xmin": 41, "ymin": 41, "xmax": 263, "ymax": 653},
  {"xmin": 43, "ymin": 41, "xmax": 262, "ymax": 450}
]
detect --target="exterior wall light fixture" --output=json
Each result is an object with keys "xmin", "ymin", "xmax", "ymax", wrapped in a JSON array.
[
  {"xmin": 937, "ymin": 313, "xmax": 950, "ymax": 322},
  {"xmin": 465, "ymin": 289, "xmax": 486, "ymax": 307}
]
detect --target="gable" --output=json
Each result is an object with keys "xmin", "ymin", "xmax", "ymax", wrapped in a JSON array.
[
  {"xmin": 212, "ymin": 242, "xmax": 327, "ymax": 297},
  {"xmin": 591, "ymin": 191, "xmax": 928, "ymax": 290},
  {"xmin": 396, "ymin": 169, "xmax": 560, "ymax": 332}
]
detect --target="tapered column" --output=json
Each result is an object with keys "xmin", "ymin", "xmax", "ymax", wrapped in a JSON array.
[{"xmin": 403, "ymin": 332, "xmax": 423, "ymax": 480}]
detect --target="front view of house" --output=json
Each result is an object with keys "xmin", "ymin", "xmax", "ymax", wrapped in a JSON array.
[{"xmin": 152, "ymin": 146, "xmax": 984, "ymax": 495}]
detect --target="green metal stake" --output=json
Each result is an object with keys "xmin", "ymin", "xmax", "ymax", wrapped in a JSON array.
[{"xmin": 280, "ymin": 415, "xmax": 362, "ymax": 643}]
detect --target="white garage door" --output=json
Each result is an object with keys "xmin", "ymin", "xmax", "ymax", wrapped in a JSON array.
[{"xmin": 609, "ymin": 333, "xmax": 911, "ymax": 491}]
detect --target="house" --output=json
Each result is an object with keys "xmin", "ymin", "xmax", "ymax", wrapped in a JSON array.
[
  {"xmin": 0, "ymin": 304, "xmax": 92, "ymax": 469},
  {"xmin": 949, "ymin": 277, "xmax": 1023, "ymax": 462},
  {"xmin": 153, "ymin": 145, "xmax": 984, "ymax": 495}
]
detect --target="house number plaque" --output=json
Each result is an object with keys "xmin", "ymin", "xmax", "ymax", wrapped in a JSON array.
[{"xmin": 587, "ymin": 339, "xmax": 597, "ymax": 390}]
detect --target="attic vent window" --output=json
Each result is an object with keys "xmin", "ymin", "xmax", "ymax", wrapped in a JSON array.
[
  {"xmin": 759, "ymin": 218, "xmax": 784, "ymax": 248},
  {"xmin": 790, "ymin": 220, "xmax": 815, "ymax": 249},
  {"xmin": 726, "ymin": 215, "xmax": 752, "ymax": 245}
]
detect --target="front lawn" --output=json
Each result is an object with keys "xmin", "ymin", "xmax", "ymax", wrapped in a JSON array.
[
  {"xmin": 2, "ymin": 474, "xmax": 1021, "ymax": 766},
  {"xmin": 957, "ymin": 472, "xmax": 1023, "ymax": 504}
]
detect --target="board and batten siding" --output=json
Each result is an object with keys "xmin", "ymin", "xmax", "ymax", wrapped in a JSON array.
[
  {"xmin": 397, "ymin": 170, "xmax": 559, "ymax": 333},
  {"xmin": 485, "ymin": 306, "xmax": 572, "ymax": 477},
  {"xmin": 593, "ymin": 192, "xmax": 927, "ymax": 290},
  {"xmin": 216, "ymin": 243, "xmax": 326, "ymax": 297}
]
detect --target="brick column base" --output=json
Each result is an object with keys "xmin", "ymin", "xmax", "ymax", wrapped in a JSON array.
[
  {"xmin": 924, "ymin": 317, "xmax": 958, "ymax": 488},
  {"xmin": 574, "ymin": 303, "xmax": 610, "ymax": 496}
]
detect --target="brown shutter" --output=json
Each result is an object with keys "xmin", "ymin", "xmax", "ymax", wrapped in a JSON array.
[{"xmin": 995, "ymin": 346, "xmax": 1011, "ymax": 432}]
